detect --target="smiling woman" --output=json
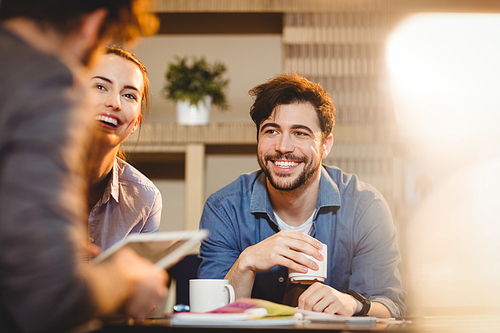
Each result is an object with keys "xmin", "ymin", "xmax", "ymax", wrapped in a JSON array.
[{"xmin": 87, "ymin": 47, "xmax": 162, "ymax": 252}]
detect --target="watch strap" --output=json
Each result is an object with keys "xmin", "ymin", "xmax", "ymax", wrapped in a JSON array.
[{"xmin": 346, "ymin": 289, "xmax": 371, "ymax": 316}]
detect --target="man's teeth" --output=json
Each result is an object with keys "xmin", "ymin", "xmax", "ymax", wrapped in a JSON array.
[
  {"xmin": 274, "ymin": 161, "xmax": 299, "ymax": 168},
  {"xmin": 95, "ymin": 115, "xmax": 118, "ymax": 127}
]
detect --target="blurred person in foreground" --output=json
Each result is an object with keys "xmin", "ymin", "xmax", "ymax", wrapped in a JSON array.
[
  {"xmin": 88, "ymin": 47, "xmax": 162, "ymax": 251},
  {"xmin": 0, "ymin": 1, "xmax": 167, "ymax": 332},
  {"xmin": 198, "ymin": 74, "xmax": 406, "ymax": 318}
]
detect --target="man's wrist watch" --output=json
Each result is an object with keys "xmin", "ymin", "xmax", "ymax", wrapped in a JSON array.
[{"xmin": 346, "ymin": 289, "xmax": 371, "ymax": 316}]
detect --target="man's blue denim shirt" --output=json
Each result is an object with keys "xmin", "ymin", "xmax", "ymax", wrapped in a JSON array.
[{"xmin": 198, "ymin": 166, "xmax": 406, "ymax": 317}]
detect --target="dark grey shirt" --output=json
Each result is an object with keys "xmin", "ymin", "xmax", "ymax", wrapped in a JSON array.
[{"xmin": 0, "ymin": 28, "xmax": 96, "ymax": 332}]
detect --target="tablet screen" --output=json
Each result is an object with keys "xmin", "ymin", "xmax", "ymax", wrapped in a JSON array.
[
  {"xmin": 93, "ymin": 230, "xmax": 209, "ymax": 269},
  {"xmin": 125, "ymin": 239, "xmax": 189, "ymax": 263}
]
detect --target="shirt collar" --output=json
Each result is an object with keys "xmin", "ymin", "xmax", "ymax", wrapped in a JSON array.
[
  {"xmin": 250, "ymin": 171, "xmax": 270, "ymax": 215},
  {"xmin": 250, "ymin": 166, "xmax": 341, "ymax": 217},
  {"xmin": 317, "ymin": 166, "xmax": 341, "ymax": 209},
  {"xmin": 101, "ymin": 158, "xmax": 120, "ymax": 204}
]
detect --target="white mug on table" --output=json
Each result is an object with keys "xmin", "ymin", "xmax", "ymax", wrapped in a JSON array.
[{"xmin": 189, "ymin": 279, "xmax": 235, "ymax": 312}]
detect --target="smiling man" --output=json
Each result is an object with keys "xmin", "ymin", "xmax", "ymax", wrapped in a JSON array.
[{"xmin": 198, "ymin": 74, "xmax": 406, "ymax": 318}]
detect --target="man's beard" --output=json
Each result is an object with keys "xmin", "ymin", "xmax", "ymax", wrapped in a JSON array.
[{"xmin": 258, "ymin": 153, "xmax": 322, "ymax": 191}]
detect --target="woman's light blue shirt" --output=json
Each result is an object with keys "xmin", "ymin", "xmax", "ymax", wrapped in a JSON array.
[{"xmin": 88, "ymin": 157, "xmax": 162, "ymax": 251}]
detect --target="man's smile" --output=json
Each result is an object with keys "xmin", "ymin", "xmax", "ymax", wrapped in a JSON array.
[{"xmin": 273, "ymin": 160, "xmax": 300, "ymax": 169}]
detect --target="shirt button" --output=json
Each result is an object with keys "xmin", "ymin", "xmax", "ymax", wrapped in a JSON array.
[
  {"xmin": 89, "ymin": 238, "xmax": 94, "ymax": 243},
  {"xmin": 278, "ymin": 277, "xmax": 285, "ymax": 283}
]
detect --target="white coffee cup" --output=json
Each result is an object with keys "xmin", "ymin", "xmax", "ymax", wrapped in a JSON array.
[
  {"xmin": 289, "ymin": 243, "xmax": 327, "ymax": 284},
  {"xmin": 189, "ymin": 279, "xmax": 235, "ymax": 312}
]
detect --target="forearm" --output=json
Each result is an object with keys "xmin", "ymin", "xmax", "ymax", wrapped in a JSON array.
[
  {"xmin": 350, "ymin": 297, "xmax": 391, "ymax": 318},
  {"xmin": 368, "ymin": 302, "xmax": 391, "ymax": 318},
  {"xmin": 223, "ymin": 254, "xmax": 256, "ymax": 300},
  {"xmin": 347, "ymin": 289, "xmax": 400, "ymax": 318}
]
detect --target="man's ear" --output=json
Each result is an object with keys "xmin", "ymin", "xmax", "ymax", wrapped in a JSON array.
[
  {"xmin": 79, "ymin": 9, "xmax": 108, "ymax": 46},
  {"xmin": 321, "ymin": 133, "xmax": 334, "ymax": 159},
  {"xmin": 73, "ymin": 8, "xmax": 108, "ymax": 62}
]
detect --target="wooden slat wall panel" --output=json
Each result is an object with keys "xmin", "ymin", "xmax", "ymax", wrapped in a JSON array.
[
  {"xmin": 151, "ymin": 0, "xmax": 405, "ymax": 13},
  {"xmin": 151, "ymin": 0, "xmax": 500, "ymax": 13},
  {"xmin": 283, "ymin": 11, "xmax": 398, "ymax": 130}
]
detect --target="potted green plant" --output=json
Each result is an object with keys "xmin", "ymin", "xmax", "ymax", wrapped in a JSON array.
[{"xmin": 163, "ymin": 56, "xmax": 229, "ymax": 125}]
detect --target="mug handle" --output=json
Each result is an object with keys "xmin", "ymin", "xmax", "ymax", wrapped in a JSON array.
[{"xmin": 224, "ymin": 284, "xmax": 235, "ymax": 304}]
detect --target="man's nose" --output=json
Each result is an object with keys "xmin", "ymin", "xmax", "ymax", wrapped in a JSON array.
[{"xmin": 276, "ymin": 134, "xmax": 294, "ymax": 154}]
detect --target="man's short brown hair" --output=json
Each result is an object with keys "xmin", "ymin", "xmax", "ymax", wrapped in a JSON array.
[{"xmin": 249, "ymin": 74, "xmax": 336, "ymax": 140}]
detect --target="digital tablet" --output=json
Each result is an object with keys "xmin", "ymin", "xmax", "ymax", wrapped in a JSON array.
[{"xmin": 93, "ymin": 229, "xmax": 209, "ymax": 269}]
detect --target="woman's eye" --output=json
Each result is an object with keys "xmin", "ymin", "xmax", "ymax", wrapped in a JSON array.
[
  {"xmin": 124, "ymin": 93, "xmax": 137, "ymax": 101},
  {"xmin": 95, "ymin": 84, "xmax": 106, "ymax": 91}
]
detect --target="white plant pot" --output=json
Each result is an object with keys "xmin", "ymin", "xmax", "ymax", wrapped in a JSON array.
[{"xmin": 176, "ymin": 96, "xmax": 212, "ymax": 125}]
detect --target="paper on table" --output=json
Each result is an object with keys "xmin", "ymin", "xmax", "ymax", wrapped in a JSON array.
[
  {"xmin": 376, "ymin": 317, "xmax": 413, "ymax": 325},
  {"xmin": 170, "ymin": 298, "xmax": 299, "ymax": 327},
  {"xmin": 297, "ymin": 308, "xmax": 376, "ymax": 324},
  {"xmin": 173, "ymin": 308, "xmax": 268, "ymax": 322},
  {"xmin": 170, "ymin": 315, "xmax": 299, "ymax": 327}
]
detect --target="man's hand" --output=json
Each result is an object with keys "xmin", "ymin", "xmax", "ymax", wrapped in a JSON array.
[
  {"xmin": 225, "ymin": 231, "xmax": 323, "ymax": 299},
  {"xmin": 298, "ymin": 283, "xmax": 359, "ymax": 316},
  {"xmin": 113, "ymin": 248, "xmax": 169, "ymax": 318},
  {"xmin": 85, "ymin": 243, "xmax": 102, "ymax": 260},
  {"xmin": 90, "ymin": 247, "xmax": 168, "ymax": 319},
  {"xmin": 240, "ymin": 230, "xmax": 323, "ymax": 273}
]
